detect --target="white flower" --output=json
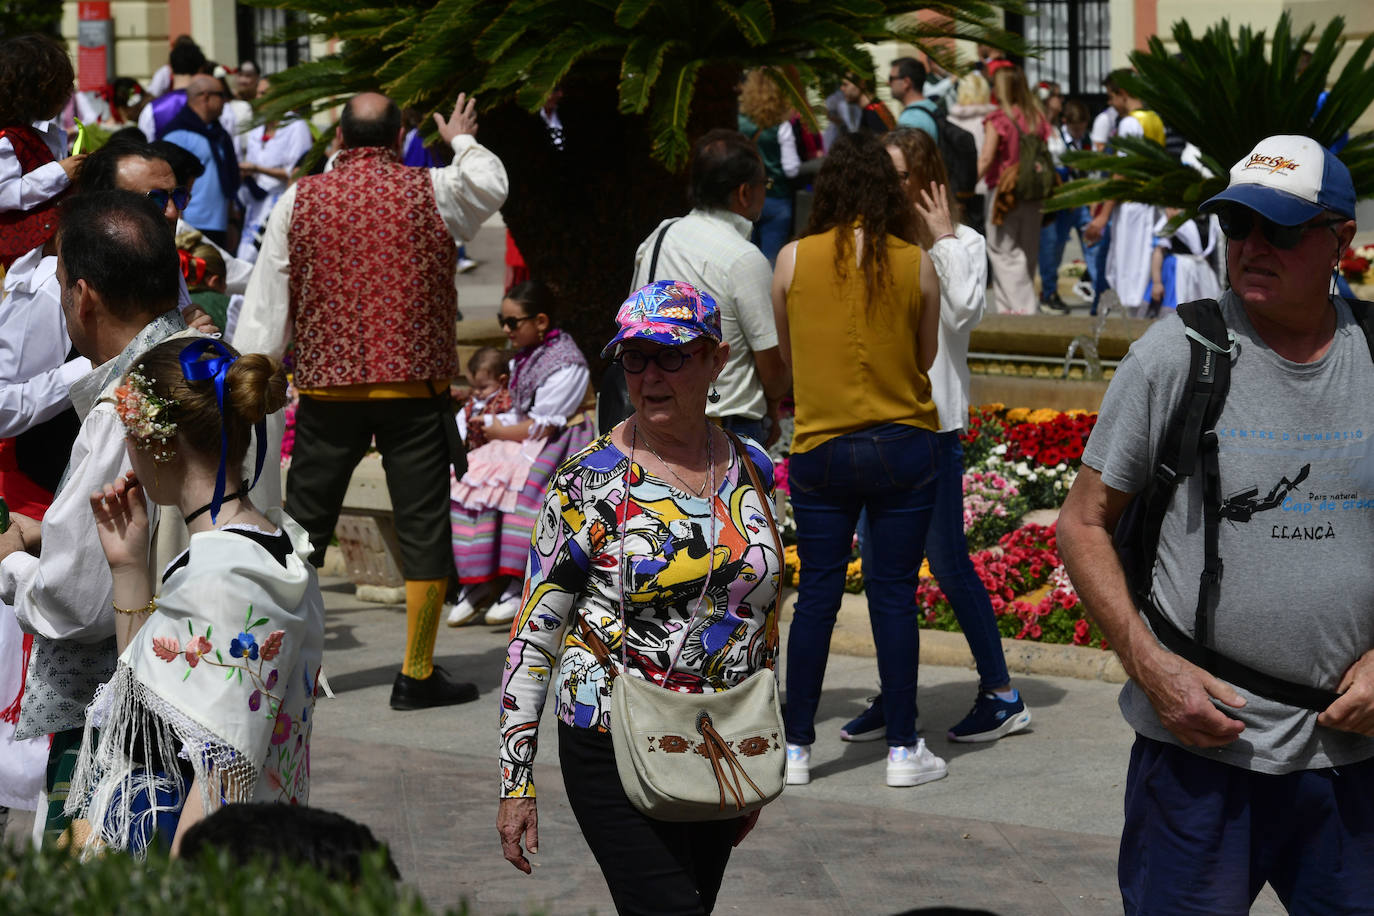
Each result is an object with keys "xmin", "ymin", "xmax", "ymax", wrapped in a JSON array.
[
  {"xmin": 1056, "ymin": 463, "xmax": 1067, "ymax": 471},
  {"xmin": 993, "ymin": 444, "xmax": 1007, "ymax": 455},
  {"xmin": 1014, "ymin": 462, "xmax": 1030, "ymax": 476}
]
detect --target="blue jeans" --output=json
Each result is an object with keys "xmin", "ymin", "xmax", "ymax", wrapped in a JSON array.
[
  {"xmin": 1086, "ymin": 218, "xmax": 1111, "ymax": 315},
  {"xmin": 785, "ymin": 423, "xmax": 939, "ymax": 748},
  {"xmin": 751, "ymin": 194, "xmax": 793, "ymax": 265},
  {"xmin": 860, "ymin": 432, "xmax": 1010, "ymax": 691},
  {"xmin": 1038, "ymin": 205, "xmax": 1090, "ymax": 300}
]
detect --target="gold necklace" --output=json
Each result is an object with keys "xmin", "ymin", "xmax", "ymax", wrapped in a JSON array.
[{"xmin": 635, "ymin": 422, "xmax": 712, "ymax": 497}]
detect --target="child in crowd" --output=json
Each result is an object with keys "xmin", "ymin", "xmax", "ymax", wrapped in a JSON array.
[
  {"xmin": 1144, "ymin": 208, "xmax": 1221, "ymax": 317},
  {"xmin": 457, "ymin": 346, "xmax": 511, "ymax": 451},
  {"xmin": 0, "ymin": 34, "xmax": 85, "ymax": 267},
  {"xmin": 176, "ymin": 229, "xmax": 233, "ymax": 331}
]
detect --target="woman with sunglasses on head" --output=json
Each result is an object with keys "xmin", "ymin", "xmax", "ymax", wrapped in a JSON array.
[
  {"xmin": 65, "ymin": 337, "xmax": 324, "ymax": 856},
  {"xmin": 449, "ymin": 280, "xmax": 594, "ymax": 626},
  {"xmin": 497, "ymin": 280, "xmax": 782, "ymax": 914},
  {"xmin": 771, "ymin": 129, "xmax": 945, "ymax": 789}
]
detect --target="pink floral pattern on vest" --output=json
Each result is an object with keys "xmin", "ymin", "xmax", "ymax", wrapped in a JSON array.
[{"xmin": 287, "ymin": 147, "xmax": 459, "ymax": 388}]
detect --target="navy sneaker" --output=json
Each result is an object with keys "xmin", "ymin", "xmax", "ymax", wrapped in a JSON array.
[
  {"xmin": 840, "ymin": 697, "xmax": 921, "ymax": 742},
  {"xmin": 948, "ymin": 691, "xmax": 1032, "ymax": 743},
  {"xmin": 840, "ymin": 697, "xmax": 885, "ymax": 742}
]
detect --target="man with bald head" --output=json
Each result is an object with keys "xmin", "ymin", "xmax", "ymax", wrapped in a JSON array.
[
  {"xmin": 162, "ymin": 75, "xmax": 239, "ymax": 247},
  {"xmin": 237, "ymin": 92, "xmax": 507, "ymax": 711}
]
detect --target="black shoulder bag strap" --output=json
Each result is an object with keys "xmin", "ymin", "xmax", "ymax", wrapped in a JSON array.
[
  {"xmin": 1131, "ymin": 299, "xmax": 1341, "ymax": 711},
  {"xmin": 646, "ymin": 219, "xmax": 678, "ymax": 283}
]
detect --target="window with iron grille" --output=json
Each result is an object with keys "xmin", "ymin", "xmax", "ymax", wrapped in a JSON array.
[
  {"xmin": 235, "ymin": 6, "xmax": 311, "ymax": 75},
  {"xmin": 1007, "ymin": 1, "xmax": 1111, "ymax": 107}
]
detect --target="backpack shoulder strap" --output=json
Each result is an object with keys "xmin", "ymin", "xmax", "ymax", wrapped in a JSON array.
[
  {"xmin": 1164, "ymin": 299, "xmax": 1233, "ymax": 480},
  {"xmin": 1345, "ymin": 298, "xmax": 1374, "ymax": 364}
]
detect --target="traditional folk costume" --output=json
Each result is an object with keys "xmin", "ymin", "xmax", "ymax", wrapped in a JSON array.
[
  {"xmin": 1144, "ymin": 213, "xmax": 1222, "ymax": 316},
  {"xmin": 458, "ymin": 386, "xmax": 513, "ymax": 451},
  {"xmin": 1105, "ymin": 111, "xmax": 1165, "ymax": 312},
  {"xmin": 66, "ymin": 510, "xmax": 325, "ymax": 854},
  {"xmin": 0, "ymin": 250, "xmax": 82, "ymax": 816},
  {"xmin": 236, "ymin": 117, "xmax": 313, "ymax": 264},
  {"xmin": 451, "ymin": 329, "xmax": 593, "ymax": 585},
  {"xmin": 236, "ymin": 134, "xmax": 508, "ymax": 687},
  {"xmin": 0, "ymin": 118, "xmax": 69, "ymax": 268}
]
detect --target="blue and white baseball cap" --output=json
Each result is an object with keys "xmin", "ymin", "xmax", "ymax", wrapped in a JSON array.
[{"xmin": 1201, "ymin": 135, "xmax": 1355, "ymax": 226}]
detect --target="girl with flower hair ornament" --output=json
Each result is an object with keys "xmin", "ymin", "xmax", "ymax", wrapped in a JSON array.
[{"xmin": 65, "ymin": 337, "xmax": 325, "ymax": 856}]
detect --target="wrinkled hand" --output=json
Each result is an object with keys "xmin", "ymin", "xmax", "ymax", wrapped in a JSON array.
[
  {"xmin": 1133, "ymin": 645, "xmax": 1246, "ymax": 747},
  {"xmin": 181, "ymin": 306, "xmax": 220, "ymax": 336},
  {"xmin": 0, "ymin": 511, "xmax": 39, "ymax": 561},
  {"xmin": 913, "ymin": 180, "xmax": 957, "ymax": 251},
  {"xmin": 60, "ymin": 154, "xmax": 86, "ymax": 181},
  {"xmin": 1083, "ymin": 216, "xmax": 1107, "ymax": 246},
  {"xmin": 498, "ymin": 797, "xmax": 538, "ymax": 874},
  {"xmin": 1317, "ymin": 649, "xmax": 1374, "ymax": 736},
  {"xmin": 733, "ymin": 809, "xmax": 761, "ymax": 847},
  {"xmin": 435, "ymin": 92, "xmax": 479, "ymax": 144},
  {"xmin": 89, "ymin": 471, "xmax": 151, "ymax": 572}
]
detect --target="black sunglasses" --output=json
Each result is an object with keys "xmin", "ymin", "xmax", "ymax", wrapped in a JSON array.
[
  {"xmin": 617, "ymin": 347, "xmax": 696, "ymax": 374},
  {"xmin": 499, "ymin": 315, "xmax": 533, "ymax": 331},
  {"xmin": 146, "ymin": 187, "xmax": 190, "ymax": 211},
  {"xmin": 1217, "ymin": 207, "xmax": 1344, "ymax": 251}
]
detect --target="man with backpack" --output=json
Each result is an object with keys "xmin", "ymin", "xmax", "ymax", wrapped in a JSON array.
[
  {"xmin": 889, "ymin": 57, "xmax": 980, "ymax": 235},
  {"xmin": 1058, "ymin": 135, "xmax": 1374, "ymax": 912},
  {"xmin": 889, "ymin": 57, "xmax": 938, "ymax": 140}
]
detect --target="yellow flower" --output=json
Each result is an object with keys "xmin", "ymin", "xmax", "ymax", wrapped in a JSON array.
[
  {"xmin": 919, "ymin": 559, "xmax": 932, "ymax": 579},
  {"xmin": 1027, "ymin": 407, "xmax": 1060, "ymax": 424},
  {"xmin": 1006, "ymin": 407, "xmax": 1031, "ymax": 423}
]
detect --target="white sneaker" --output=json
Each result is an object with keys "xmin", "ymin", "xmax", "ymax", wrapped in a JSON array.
[
  {"xmin": 885, "ymin": 739, "xmax": 948, "ymax": 788},
  {"xmin": 457, "ymin": 257, "xmax": 479, "ymax": 274},
  {"xmin": 785, "ymin": 743, "xmax": 811, "ymax": 785},
  {"xmin": 483, "ymin": 592, "xmax": 521, "ymax": 625},
  {"xmin": 445, "ymin": 598, "xmax": 480, "ymax": 627},
  {"xmin": 1072, "ymin": 278, "xmax": 1095, "ymax": 303}
]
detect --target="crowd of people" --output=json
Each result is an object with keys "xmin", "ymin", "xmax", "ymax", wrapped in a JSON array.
[{"xmin": 0, "ymin": 28, "xmax": 1371, "ymax": 916}]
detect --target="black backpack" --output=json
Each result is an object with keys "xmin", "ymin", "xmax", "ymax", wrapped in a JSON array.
[
  {"xmin": 1114, "ymin": 298, "xmax": 1374, "ymax": 711},
  {"xmin": 922, "ymin": 98, "xmax": 978, "ymax": 204}
]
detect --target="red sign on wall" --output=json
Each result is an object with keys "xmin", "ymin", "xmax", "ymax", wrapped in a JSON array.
[{"xmin": 77, "ymin": 2, "xmax": 113, "ymax": 92}]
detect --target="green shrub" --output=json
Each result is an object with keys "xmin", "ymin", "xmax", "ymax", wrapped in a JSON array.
[{"xmin": 0, "ymin": 842, "xmax": 461, "ymax": 916}]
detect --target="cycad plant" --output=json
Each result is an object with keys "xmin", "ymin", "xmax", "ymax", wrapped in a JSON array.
[
  {"xmin": 250, "ymin": 0, "xmax": 1027, "ymax": 365},
  {"xmin": 1049, "ymin": 13, "xmax": 1374, "ymax": 218}
]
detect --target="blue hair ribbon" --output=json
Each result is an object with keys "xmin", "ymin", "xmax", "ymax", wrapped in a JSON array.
[{"xmin": 178, "ymin": 338, "xmax": 268, "ymax": 524}]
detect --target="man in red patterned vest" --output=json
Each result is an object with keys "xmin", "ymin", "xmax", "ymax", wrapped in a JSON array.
[{"xmin": 236, "ymin": 92, "xmax": 508, "ymax": 711}]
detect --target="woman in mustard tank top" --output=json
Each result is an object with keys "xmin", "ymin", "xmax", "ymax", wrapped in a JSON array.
[{"xmin": 769, "ymin": 131, "xmax": 946, "ymax": 789}]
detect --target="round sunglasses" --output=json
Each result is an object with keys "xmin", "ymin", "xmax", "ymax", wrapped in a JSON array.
[
  {"xmin": 617, "ymin": 347, "xmax": 697, "ymax": 374},
  {"xmin": 1217, "ymin": 207, "xmax": 1344, "ymax": 250}
]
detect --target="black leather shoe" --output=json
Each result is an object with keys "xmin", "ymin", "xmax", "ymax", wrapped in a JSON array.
[{"xmin": 390, "ymin": 667, "xmax": 479, "ymax": 710}]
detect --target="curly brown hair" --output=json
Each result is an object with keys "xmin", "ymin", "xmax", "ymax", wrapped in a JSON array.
[
  {"xmin": 0, "ymin": 34, "xmax": 74, "ymax": 126},
  {"xmin": 738, "ymin": 69, "xmax": 790, "ymax": 130},
  {"xmin": 133, "ymin": 339, "xmax": 289, "ymax": 470},
  {"xmin": 803, "ymin": 130, "xmax": 917, "ymax": 309}
]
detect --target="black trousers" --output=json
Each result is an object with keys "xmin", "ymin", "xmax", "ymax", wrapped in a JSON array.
[
  {"xmin": 285, "ymin": 395, "xmax": 452, "ymax": 580},
  {"xmin": 558, "ymin": 722, "xmax": 741, "ymax": 916}
]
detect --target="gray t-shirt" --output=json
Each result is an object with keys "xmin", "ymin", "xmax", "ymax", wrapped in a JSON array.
[{"xmin": 1084, "ymin": 291, "xmax": 1374, "ymax": 774}]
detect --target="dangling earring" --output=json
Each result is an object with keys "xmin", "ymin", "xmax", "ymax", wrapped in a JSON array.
[{"xmin": 708, "ymin": 385, "xmax": 721, "ymax": 404}]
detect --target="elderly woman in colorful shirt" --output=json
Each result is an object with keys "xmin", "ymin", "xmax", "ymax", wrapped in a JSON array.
[{"xmin": 496, "ymin": 281, "xmax": 782, "ymax": 915}]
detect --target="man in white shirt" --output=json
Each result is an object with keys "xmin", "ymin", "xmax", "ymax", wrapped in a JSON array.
[
  {"xmin": 236, "ymin": 92, "xmax": 508, "ymax": 712},
  {"xmin": 0, "ymin": 190, "xmax": 196, "ymax": 843},
  {"xmin": 629, "ymin": 129, "xmax": 790, "ymax": 445}
]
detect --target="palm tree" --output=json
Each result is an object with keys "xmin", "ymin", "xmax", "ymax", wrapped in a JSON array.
[
  {"xmin": 1049, "ymin": 13, "xmax": 1374, "ymax": 220},
  {"xmin": 251, "ymin": 0, "xmax": 1028, "ymax": 364}
]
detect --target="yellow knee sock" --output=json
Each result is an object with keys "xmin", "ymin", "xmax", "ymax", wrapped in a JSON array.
[{"xmin": 403, "ymin": 578, "xmax": 445, "ymax": 680}]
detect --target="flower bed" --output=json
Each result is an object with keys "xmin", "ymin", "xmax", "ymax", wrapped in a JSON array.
[{"xmin": 778, "ymin": 405, "xmax": 1107, "ymax": 648}]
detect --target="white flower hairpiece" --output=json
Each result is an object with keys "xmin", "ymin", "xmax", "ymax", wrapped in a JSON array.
[{"xmin": 113, "ymin": 366, "xmax": 178, "ymax": 462}]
